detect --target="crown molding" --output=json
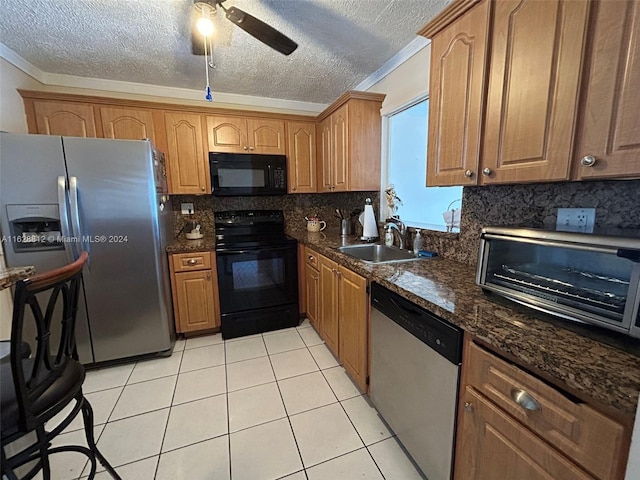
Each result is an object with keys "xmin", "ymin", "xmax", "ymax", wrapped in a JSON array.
[
  {"xmin": 0, "ymin": 43, "xmax": 327, "ymax": 115},
  {"xmin": 354, "ymin": 36, "xmax": 430, "ymax": 92}
]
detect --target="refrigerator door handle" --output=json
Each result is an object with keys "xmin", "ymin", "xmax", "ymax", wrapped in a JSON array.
[
  {"xmin": 69, "ymin": 176, "xmax": 90, "ymax": 261},
  {"xmin": 57, "ymin": 176, "xmax": 75, "ymax": 263}
]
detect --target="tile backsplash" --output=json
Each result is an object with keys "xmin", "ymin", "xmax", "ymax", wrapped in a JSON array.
[{"xmin": 422, "ymin": 179, "xmax": 640, "ymax": 266}]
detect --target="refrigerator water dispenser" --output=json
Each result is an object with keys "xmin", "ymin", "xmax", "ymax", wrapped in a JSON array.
[{"xmin": 6, "ymin": 204, "xmax": 64, "ymax": 252}]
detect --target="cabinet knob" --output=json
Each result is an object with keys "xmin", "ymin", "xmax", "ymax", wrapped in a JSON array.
[
  {"xmin": 188, "ymin": 259, "xmax": 198, "ymax": 265},
  {"xmin": 201, "ymin": 186, "xmax": 205, "ymax": 191},
  {"xmin": 243, "ymin": 146, "xmax": 248, "ymax": 151},
  {"xmin": 308, "ymin": 255, "xmax": 314, "ymax": 261},
  {"xmin": 292, "ymin": 186, "xmax": 297, "ymax": 191},
  {"xmin": 463, "ymin": 402, "xmax": 473, "ymax": 412},
  {"xmin": 248, "ymin": 146, "xmax": 255, "ymax": 151},
  {"xmin": 482, "ymin": 168, "xmax": 492, "ymax": 176},
  {"xmin": 511, "ymin": 389, "xmax": 541, "ymax": 411},
  {"xmin": 464, "ymin": 170, "xmax": 474, "ymax": 178},
  {"xmin": 580, "ymin": 155, "xmax": 597, "ymax": 167}
]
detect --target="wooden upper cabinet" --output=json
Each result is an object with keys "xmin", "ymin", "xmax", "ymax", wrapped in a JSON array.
[
  {"xmin": 426, "ymin": 0, "xmax": 489, "ymax": 186},
  {"xmin": 316, "ymin": 92, "xmax": 384, "ymax": 192},
  {"xmin": 99, "ymin": 107, "xmax": 155, "ymax": 142},
  {"xmin": 287, "ymin": 121, "xmax": 317, "ymax": 193},
  {"xmin": 481, "ymin": 0, "xmax": 588, "ymax": 184},
  {"xmin": 164, "ymin": 112, "xmax": 209, "ymax": 195},
  {"xmin": 206, "ymin": 115, "xmax": 285, "ymax": 154},
  {"xmin": 247, "ymin": 118, "xmax": 286, "ymax": 154},
  {"xmin": 32, "ymin": 101, "xmax": 97, "ymax": 137},
  {"xmin": 574, "ymin": 0, "xmax": 640, "ymax": 180},
  {"xmin": 206, "ymin": 116, "xmax": 246, "ymax": 153}
]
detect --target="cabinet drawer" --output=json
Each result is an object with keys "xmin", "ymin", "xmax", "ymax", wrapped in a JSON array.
[
  {"xmin": 305, "ymin": 248, "xmax": 319, "ymax": 270},
  {"xmin": 466, "ymin": 342, "xmax": 626, "ymax": 480},
  {"xmin": 171, "ymin": 252, "xmax": 212, "ymax": 272}
]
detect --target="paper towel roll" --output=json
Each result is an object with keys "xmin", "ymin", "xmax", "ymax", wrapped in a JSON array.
[{"xmin": 362, "ymin": 203, "xmax": 378, "ymax": 240}]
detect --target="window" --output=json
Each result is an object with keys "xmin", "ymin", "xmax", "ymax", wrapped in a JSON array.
[{"xmin": 384, "ymin": 99, "xmax": 462, "ymax": 232}]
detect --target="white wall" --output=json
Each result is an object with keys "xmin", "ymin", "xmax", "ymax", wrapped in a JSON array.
[
  {"xmin": 0, "ymin": 57, "xmax": 42, "ymax": 133},
  {"xmin": 366, "ymin": 45, "xmax": 430, "ymax": 115}
]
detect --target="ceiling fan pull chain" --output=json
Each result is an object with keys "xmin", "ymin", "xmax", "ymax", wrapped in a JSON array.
[{"xmin": 203, "ymin": 28, "xmax": 213, "ymax": 102}]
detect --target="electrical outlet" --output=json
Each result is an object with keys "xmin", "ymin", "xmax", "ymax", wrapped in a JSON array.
[
  {"xmin": 556, "ymin": 208, "xmax": 596, "ymax": 233},
  {"xmin": 181, "ymin": 203, "xmax": 194, "ymax": 215}
]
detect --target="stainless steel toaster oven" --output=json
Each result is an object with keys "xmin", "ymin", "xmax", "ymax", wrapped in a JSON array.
[{"xmin": 477, "ymin": 227, "xmax": 640, "ymax": 338}]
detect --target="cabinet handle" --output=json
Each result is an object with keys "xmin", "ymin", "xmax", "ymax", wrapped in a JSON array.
[
  {"xmin": 336, "ymin": 271, "xmax": 342, "ymax": 278},
  {"xmin": 464, "ymin": 170, "xmax": 474, "ymax": 178},
  {"xmin": 206, "ymin": 272, "xmax": 211, "ymax": 281},
  {"xmin": 187, "ymin": 259, "xmax": 198, "ymax": 265},
  {"xmin": 581, "ymin": 155, "xmax": 596, "ymax": 167},
  {"xmin": 463, "ymin": 401, "xmax": 473, "ymax": 412},
  {"xmin": 482, "ymin": 168, "xmax": 492, "ymax": 176},
  {"xmin": 511, "ymin": 389, "xmax": 541, "ymax": 411}
]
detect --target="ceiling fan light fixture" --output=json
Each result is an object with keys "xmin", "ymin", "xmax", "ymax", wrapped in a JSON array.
[{"xmin": 194, "ymin": 2, "xmax": 216, "ymax": 37}]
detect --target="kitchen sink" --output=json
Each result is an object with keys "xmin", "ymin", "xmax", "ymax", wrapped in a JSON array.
[{"xmin": 337, "ymin": 244, "xmax": 421, "ymax": 264}]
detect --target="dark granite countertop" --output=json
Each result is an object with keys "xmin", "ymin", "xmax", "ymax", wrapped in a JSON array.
[
  {"xmin": 0, "ymin": 265, "xmax": 35, "ymax": 290},
  {"xmin": 166, "ymin": 234, "xmax": 217, "ymax": 254},
  {"xmin": 292, "ymin": 229, "xmax": 640, "ymax": 418}
]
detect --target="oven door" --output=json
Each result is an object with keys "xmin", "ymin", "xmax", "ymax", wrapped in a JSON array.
[{"xmin": 216, "ymin": 244, "xmax": 298, "ymax": 314}]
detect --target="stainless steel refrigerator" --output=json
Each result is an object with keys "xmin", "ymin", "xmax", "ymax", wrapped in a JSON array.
[{"xmin": 0, "ymin": 133, "xmax": 175, "ymax": 364}]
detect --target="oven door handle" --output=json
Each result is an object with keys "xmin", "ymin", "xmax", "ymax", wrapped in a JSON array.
[{"xmin": 216, "ymin": 245, "xmax": 295, "ymax": 255}]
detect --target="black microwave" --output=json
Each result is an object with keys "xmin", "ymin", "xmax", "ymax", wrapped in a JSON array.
[{"xmin": 209, "ymin": 152, "xmax": 287, "ymax": 196}]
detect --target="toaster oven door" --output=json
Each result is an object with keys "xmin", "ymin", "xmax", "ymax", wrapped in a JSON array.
[{"xmin": 478, "ymin": 236, "xmax": 640, "ymax": 334}]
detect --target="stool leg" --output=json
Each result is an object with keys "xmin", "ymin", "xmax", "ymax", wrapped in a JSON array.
[
  {"xmin": 81, "ymin": 396, "xmax": 122, "ymax": 480},
  {"xmin": 1, "ymin": 446, "xmax": 19, "ymax": 480},
  {"xmin": 36, "ymin": 425, "xmax": 51, "ymax": 480}
]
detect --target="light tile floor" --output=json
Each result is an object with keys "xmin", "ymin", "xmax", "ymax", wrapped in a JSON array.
[{"xmin": 39, "ymin": 320, "xmax": 424, "ymax": 480}]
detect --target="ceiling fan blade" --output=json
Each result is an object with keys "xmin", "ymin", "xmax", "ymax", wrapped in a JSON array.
[{"xmin": 224, "ymin": 6, "xmax": 297, "ymax": 56}]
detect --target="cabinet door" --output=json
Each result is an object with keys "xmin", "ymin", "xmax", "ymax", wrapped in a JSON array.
[
  {"xmin": 338, "ymin": 266, "xmax": 368, "ymax": 392},
  {"xmin": 247, "ymin": 118, "xmax": 285, "ymax": 154},
  {"xmin": 426, "ymin": 0, "xmax": 489, "ymax": 186},
  {"xmin": 318, "ymin": 255, "xmax": 339, "ymax": 356},
  {"xmin": 100, "ymin": 107, "xmax": 155, "ymax": 142},
  {"xmin": 481, "ymin": 0, "xmax": 588, "ymax": 184},
  {"xmin": 287, "ymin": 121, "xmax": 317, "ymax": 193},
  {"xmin": 173, "ymin": 270, "xmax": 217, "ymax": 333},
  {"xmin": 206, "ymin": 116, "xmax": 247, "ymax": 153},
  {"xmin": 331, "ymin": 104, "xmax": 349, "ymax": 192},
  {"xmin": 318, "ymin": 117, "xmax": 333, "ymax": 192},
  {"xmin": 33, "ymin": 101, "xmax": 97, "ymax": 137},
  {"xmin": 165, "ymin": 112, "xmax": 209, "ymax": 194},
  {"xmin": 455, "ymin": 387, "xmax": 595, "ymax": 480},
  {"xmin": 305, "ymin": 265, "xmax": 320, "ymax": 331},
  {"xmin": 575, "ymin": 0, "xmax": 640, "ymax": 179}
]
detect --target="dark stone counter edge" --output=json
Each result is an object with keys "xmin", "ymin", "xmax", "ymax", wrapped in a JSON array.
[{"xmin": 167, "ymin": 230, "xmax": 640, "ymax": 417}]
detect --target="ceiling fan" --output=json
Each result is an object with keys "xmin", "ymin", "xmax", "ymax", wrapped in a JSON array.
[{"xmin": 191, "ymin": 0, "xmax": 298, "ymax": 56}]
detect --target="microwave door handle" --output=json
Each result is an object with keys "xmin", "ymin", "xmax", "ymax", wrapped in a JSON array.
[{"xmin": 57, "ymin": 176, "xmax": 75, "ymax": 263}]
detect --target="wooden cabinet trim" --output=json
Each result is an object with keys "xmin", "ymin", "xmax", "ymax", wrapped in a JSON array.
[
  {"xmin": 19, "ymin": 90, "xmax": 317, "ymax": 123},
  {"xmin": 418, "ymin": 0, "xmax": 482, "ymax": 38},
  {"xmin": 316, "ymin": 91, "xmax": 386, "ymax": 122},
  {"xmin": 171, "ymin": 252, "xmax": 212, "ymax": 272}
]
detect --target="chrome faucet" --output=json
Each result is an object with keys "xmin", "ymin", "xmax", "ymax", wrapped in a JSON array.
[{"xmin": 384, "ymin": 218, "xmax": 407, "ymax": 249}]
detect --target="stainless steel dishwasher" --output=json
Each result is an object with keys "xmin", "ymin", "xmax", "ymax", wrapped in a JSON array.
[{"xmin": 369, "ymin": 283, "xmax": 463, "ymax": 480}]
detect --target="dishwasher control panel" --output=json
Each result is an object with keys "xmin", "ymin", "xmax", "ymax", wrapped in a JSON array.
[{"xmin": 370, "ymin": 282, "xmax": 463, "ymax": 365}]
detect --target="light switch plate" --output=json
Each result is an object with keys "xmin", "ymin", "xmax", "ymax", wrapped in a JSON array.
[
  {"xmin": 181, "ymin": 203, "xmax": 194, "ymax": 215},
  {"xmin": 556, "ymin": 208, "xmax": 596, "ymax": 233}
]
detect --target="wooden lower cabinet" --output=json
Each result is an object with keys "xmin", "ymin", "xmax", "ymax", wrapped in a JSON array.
[
  {"xmin": 337, "ymin": 266, "xmax": 368, "ymax": 391},
  {"xmin": 169, "ymin": 252, "xmax": 220, "ymax": 333},
  {"xmin": 318, "ymin": 255, "xmax": 340, "ymax": 356},
  {"xmin": 456, "ymin": 387, "xmax": 595, "ymax": 480},
  {"xmin": 455, "ymin": 339, "xmax": 629, "ymax": 480},
  {"xmin": 312, "ymin": 249, "xmax": 369, "ymax": 392}
]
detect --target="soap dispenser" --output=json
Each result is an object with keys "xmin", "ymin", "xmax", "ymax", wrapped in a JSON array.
[
  {"xmin": 384, "ymin": 225, "xmax": 394, "ymax": 246},
  {"xmin": 413, "ymin": 229, "xmax": 422, "ymax": 254}
]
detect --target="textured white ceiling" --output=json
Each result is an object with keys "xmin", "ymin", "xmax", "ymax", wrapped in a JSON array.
[{"xmin": 0, "ymin": 0, "xmax": 450, "ymax": 104}]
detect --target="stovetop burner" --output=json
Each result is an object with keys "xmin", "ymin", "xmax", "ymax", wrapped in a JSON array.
[{"xmin": 214, "ymin": 210, "xmax": 293, "ymax": 250}]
